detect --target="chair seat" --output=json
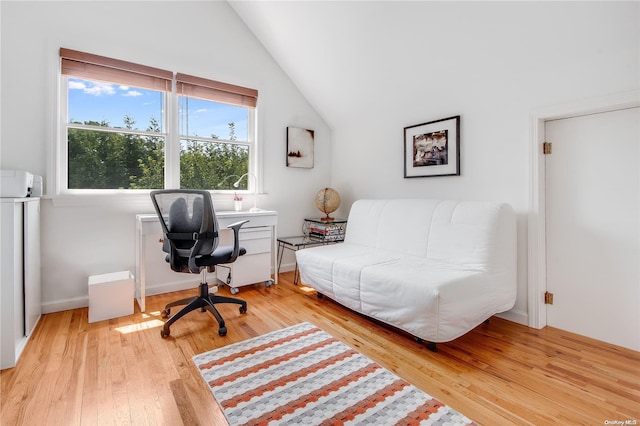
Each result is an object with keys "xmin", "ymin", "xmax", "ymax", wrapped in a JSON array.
[
  {"xmin": 165, "ymin": 246, "xmax": 248, "ymax": 268},
  {"xmin": 198, "ymin": 246, "xmax": 248, "ymax": 266}
]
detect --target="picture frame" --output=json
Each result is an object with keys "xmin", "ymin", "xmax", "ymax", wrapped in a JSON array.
[
  {"xmin": 286, "ymin": 126, "xmax": 314, "ymax": 168},
  {"xmin": 404, "ymin": 115, "xmax": 460, "ymax": 178}
]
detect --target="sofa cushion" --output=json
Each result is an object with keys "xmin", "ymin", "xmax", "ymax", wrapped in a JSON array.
[
  {"xmin": 296, "ymin": 244, "xmax": 401, "ymax": 311},
  {"xmin": 360, "ymin": 258, "xmax": 500, "ymax": 341},
  {"xmin": 426, "ymin": 201, "xmax": 505, "ymax": 272},
  {"xmin": 346, "ymin": 199, "xmax": 514, "ymax": 273},
  {"xmin": 345, "ymin": 199, "xmax": 440, "ymax": 256}
]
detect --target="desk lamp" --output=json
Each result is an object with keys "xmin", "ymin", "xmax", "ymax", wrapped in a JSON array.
[{"xmin": 233, "ymin": 173, "xmax": 260, "ymax": 212}]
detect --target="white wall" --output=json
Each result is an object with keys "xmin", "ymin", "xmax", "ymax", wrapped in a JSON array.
[
  {"xmin": 0, "ymin": 1, "xmax": 331, "ymax": 311},
  {"xmin": 230, "ymin": 1, "xmax": 639, "ymax": 324},
  {"xmin": 323, "ymin": 2, "xmax": 640, "ymax": 324}
]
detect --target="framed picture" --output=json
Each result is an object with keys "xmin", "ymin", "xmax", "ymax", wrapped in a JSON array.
[
  {"xmin": 286, "ymin": 126, "xmax": 314, "ymax": 168},
  {"xmin": 404, "ymin": 115, "xmax": 460, "ymax": 178}
]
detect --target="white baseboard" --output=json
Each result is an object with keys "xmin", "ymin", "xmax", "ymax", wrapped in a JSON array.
[
  {"xmin": 42, "ymin": 295, "xmax": 88, "ymax": 314},
  {"xmin": 277, "ymin": 262, "xmax": 296, "ymax": 273},
  {"xmin": 144, "ymin": 279, "xmax": 201, "ymax": 297},
  {"xmin": 496, "ymin": 308, "xmax": 528, "ymax": 327},
  {"xmin": 41, "ymin": 279, "xmax": 202, "ymax": 314}
]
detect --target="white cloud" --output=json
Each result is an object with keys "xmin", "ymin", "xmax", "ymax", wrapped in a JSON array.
[
  {"xmin": 69, "ymin": 80, "xmax": 116, "ymax": 96},
  {"xmin": 119, "ymin": 85, "xmax": 130, "ymax": 90},
  {"xmin": 123, "ymin": 90, "xmax": 143, "ymax": 97},
  {"xmin": 68, "ymin": 80, "xmax": 87, "ymax": 90},
  {"xmin": 196, "ymin": 108, "xmax": 207, "ymax": 113},
  {"xmin": 88, "ymin": 84, "xmax": 116, "ymax": 96}
]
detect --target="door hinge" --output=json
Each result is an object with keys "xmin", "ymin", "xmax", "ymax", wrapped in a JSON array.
[
  {"xmin": 544, "ymin": 291, "xmax": 554, "ymax": 305},
  {"xmin": 543, "ymin": 142, "xmax": 552, "ymax": 155}
]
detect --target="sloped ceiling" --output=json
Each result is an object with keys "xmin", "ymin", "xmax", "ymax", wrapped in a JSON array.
[
  {"xmin": 230, "ymin": 1, "xmax": 639, "ymax": 135},
  {"xmin": 229, "ymin": 1, "xmax": 459, "ymax": 129}
]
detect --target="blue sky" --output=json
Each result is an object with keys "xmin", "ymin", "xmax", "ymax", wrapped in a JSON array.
[{"xmin": 67, "ymin": 78, "xmax": 248, "ymax": 140}]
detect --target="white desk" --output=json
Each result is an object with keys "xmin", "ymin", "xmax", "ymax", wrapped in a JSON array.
[{"xmin": 135, "ymin": 210, "xmax": 277, "ymax": 312}]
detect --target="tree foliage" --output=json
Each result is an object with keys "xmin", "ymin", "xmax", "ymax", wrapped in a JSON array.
[{"xmin": 68, "ymin": 116, "xmax": 248, "ymax": 190}]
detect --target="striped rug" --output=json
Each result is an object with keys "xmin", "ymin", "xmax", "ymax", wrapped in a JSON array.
[{"xmin": 192, "ymin": 322, "xmax": 476, "ymax": 426}]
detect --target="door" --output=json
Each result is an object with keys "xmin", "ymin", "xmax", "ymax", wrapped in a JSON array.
[{"xmin": 545, "ymin": 107, "xmax": 640, "ymax": 351}]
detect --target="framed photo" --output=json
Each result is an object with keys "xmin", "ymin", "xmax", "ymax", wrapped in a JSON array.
[
  {"xmin": 404, "ymin": 115, "xmax": 460, "ymax": 178},
  {"xmin": 286, "ymin": 126, "xmax": 314, "ymax": 168}
]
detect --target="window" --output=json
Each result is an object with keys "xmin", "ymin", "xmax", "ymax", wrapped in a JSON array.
[
  {"xmin": 58, "ymin": 48, "xmax": 258, "ymax": 193},
  {"xmin": 176, "ymin": 73, "xmax": 255, "ymax": 191},
  {"xmin": 65, "ymin": 78, "xmax": 166, "ymax": 190}
]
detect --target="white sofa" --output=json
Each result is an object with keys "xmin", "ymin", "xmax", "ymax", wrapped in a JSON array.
[{"xmin": 296, "ymin": 199, "xmax": 517, "ymax": 346}]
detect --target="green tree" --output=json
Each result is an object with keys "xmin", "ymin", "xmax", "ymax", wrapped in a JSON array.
[
  {"xmin": 68, "ymin": 118, "xmax": 247, "ymax": 190},
  {"xmin": 68, "ymin": 121, "xmax": 109, "ymax": 188},
  {"xmin": 180, "ymin": 122, "xmax": 248, "ymax": 189},
  {"xmin": 131, "ymin": 117, "xmax": 165, "ymax": 189}
]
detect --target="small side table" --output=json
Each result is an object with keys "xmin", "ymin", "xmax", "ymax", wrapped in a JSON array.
[
  {"xmin": 303, "ymin": 218, "xmax": 348, "ymax": 242},
  {"xmin": 277, "ymin": 236, "xmax": 332, "ymax": 285}
]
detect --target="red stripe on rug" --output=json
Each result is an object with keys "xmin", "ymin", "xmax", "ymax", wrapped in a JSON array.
[
  {"xmin": 208, "ymin": 337, "xmax": 341, "ymax": 388},
  {"xmin": 239, "ymin": 363, "xmax": 382, "ymax": 426},
  {"xmin": 318, "ymin": 379, "xmax": 411, "ymax": 425},
  {"xmin": 198, "ymin": 327, "xmax": 322, "ymax": 371},
  {"xmin": 396, "ymin": 398, "xmax": 445, "ymax": 425},
  {"xmin": 221, "ymin": 347, "xmax": 360, "ymax": 408}
]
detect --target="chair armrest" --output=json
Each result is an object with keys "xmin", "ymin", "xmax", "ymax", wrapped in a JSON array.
[
  {"xmin": 227, "ymin": 220, "xmax": 249, "ymax": 263},
  {"xmin": 186, "ymin": 219, "xmax": 250, "ymax": 272}
]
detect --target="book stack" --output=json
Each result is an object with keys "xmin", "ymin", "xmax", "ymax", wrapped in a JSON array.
[{"xmin": 308, "ymin": 222, "xmax": 346, "ymax": 242}]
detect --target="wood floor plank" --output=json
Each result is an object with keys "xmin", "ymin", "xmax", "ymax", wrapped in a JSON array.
[{"xmin": 1, "ymin": 272, "xmax": 638, "ymax": 425}]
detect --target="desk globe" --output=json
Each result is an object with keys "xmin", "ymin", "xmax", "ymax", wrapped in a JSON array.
[{"xmin": 315, "ymin": 187, "xmax": 341, "ymax": 221}]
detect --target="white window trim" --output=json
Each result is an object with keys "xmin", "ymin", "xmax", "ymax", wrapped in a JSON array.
[{"xmin": 48, "ymin": 52, "xmax": 260, "ymax": 205}]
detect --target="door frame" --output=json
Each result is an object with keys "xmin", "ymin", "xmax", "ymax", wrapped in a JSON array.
[{"xmin": 527, "ymin": 90, "xmax": 640, "ymax": 329}]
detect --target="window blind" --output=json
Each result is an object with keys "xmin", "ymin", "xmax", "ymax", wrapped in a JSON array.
[
  {"xmin": 60, "ymin": 48, "xmax": 173, "ymax": 92},
  {"xmin": 176, "ymin": 73, "xmax": 258, "ymax": 108},
  {"xmin": 60, "ymin": 49, "xmax": 258, "ymax": 108}
]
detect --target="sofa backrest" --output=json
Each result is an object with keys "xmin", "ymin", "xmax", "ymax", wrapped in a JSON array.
[{"xmin": 345, "ymin": 199, "xmax": 516, "ymax": 273}]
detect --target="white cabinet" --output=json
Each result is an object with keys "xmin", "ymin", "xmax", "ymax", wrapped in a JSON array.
[
  {"xmin": 135, "ymin": 210, "xmax": 277, "ymax": 311},
  {"xmin": 1, "ymin": 198, "xmax": 41, "ymax": 370},
  {"xmin": 218, "ymin": 226, "xmax": 274, "ymax": 293}
]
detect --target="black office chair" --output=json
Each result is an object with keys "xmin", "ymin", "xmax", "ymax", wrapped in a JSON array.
[{"xmin": 150, "ymin": 189, "xmax": 248, "ymax": 338}]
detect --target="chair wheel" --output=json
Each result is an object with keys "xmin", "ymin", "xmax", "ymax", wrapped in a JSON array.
[
  {"xmin": 230, "ymin": 287, "xmax": 239, "ymax": 295},
  {"xmin": 161, "ymin": 328, "xmax": 170, "ymax": 338},
  {"xmin": 239, "ymin": 305, "xmax": 247, "ymax": 314},
  {"xmin": 161, "ymin": 309, "xmax": 170, "ymax": 318},
  {"xmin": 218, "ymin": 327, "xmax": 227, "ymax": 337}
]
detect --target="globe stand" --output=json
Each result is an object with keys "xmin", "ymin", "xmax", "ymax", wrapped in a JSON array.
[{"xmin": 321, "ymin": 214, "xmax": 335, "ymax": 222}]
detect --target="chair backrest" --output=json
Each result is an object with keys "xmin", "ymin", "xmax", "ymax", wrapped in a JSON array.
[{"xmin": 150, "ymin": 190, "xmax": 220, "ymax": 272}]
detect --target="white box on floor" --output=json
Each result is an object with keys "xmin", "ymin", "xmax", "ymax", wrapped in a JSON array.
[{"xmin": 88, "ymin": 271, "xmax": 134, "ymax": 323}]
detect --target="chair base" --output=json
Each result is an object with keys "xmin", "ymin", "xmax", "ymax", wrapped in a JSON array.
[{"xmin": 160, "ymin": 282, "xmax": 247, "ymax": 338}]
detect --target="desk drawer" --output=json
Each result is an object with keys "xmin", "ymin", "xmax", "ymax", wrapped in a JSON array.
[
  {"xmin": 240, "ymin": 228, "xmax": 272, "ymax": 241},
  {"xmin": 220, "ymin": 227, "xmax": 271, "ymax": 254},
  {"xmin": 220, "ymin": 252, "xmax": 271, "ymax": 288}
]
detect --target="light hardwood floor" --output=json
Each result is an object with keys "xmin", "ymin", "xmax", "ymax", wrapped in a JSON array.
[{"xmin": 1, "ymin": 272, "xmax": 638, "ymax": 425}]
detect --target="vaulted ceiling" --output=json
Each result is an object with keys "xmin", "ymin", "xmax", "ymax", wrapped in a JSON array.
[
  {"xmin": 230, "ymin": 1, "xmax": 638, "ymax": 137},
  {"xmin": 229, "ymin": 1, "xmax": 476, "ymax": 129}
]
